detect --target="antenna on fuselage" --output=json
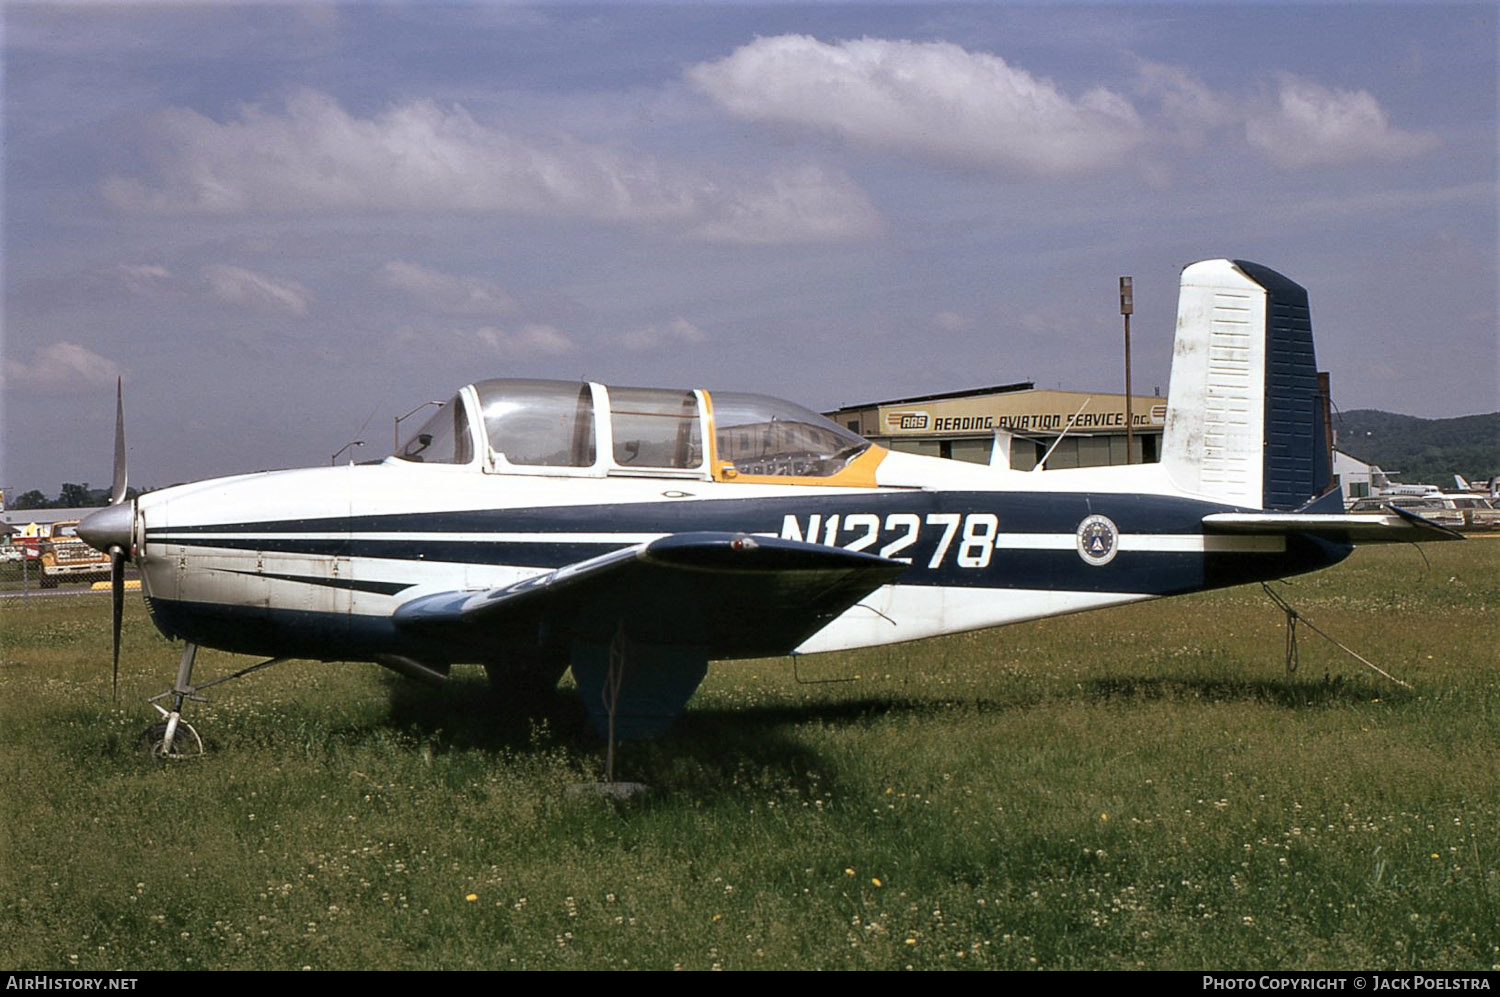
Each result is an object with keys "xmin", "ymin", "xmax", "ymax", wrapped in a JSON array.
[{"xmin": 1033, "ymin": 396, "xmax": 1092, "ymax": 471}]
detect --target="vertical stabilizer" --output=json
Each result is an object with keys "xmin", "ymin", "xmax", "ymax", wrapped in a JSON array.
[{"xmin": 1162, "ymin": 260, "xmax": 1330, "ymax": 510}]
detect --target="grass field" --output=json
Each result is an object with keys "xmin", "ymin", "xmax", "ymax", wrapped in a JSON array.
[{"xmin": 2, "ymin": 542, "xmax": 1496, "ymax": 970}]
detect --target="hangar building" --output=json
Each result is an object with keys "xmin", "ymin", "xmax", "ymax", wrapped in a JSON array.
[{"xmin": 825, "ymin": 382, "xmax": 1166, "ymax": 471}]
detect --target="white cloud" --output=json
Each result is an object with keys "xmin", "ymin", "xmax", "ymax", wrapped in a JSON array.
[
  {"xmin": 379, "ymin": 261, "xmax": 515, "ymax": 317},
  {"xmin": 1, "ymin": 342, "xmax": 121, "ymax": 390},
  {"xmin": 933, "ymin": 311, "xmax": 973, "ymax": 332},
  {"xmin": 619, "ymin": 317, "xmax": 707, "ymax": 351},
  {"xmin": 116, "ymin": 263, "xmax": 173, "ymax": 293},
  {"xmin": 1246, "ymin": 76, "xmax": 1437, "ymax": 169},
  {"xmin": 102, "ymin": 89, "xmax": 878, "ymax": 244},
  {"xmin": 474, "ymin": 323, "xmax": 577, "ymax": 357},
  {"xmin": 689, "ymin": 39, "xmax": 1434, "ymax": 180},
  {"xmin": 687, "ymin": 35, "xmax": 1145, "ymax": 175},
  {"xmin": 690, "ymin": 163, "xmax": 881, "ymax": 244},
  {"xmin": 202, "ymin": 264, "xmax": 312, "ymax": 314},
  {"xmin": 1131, "ymin": 60, "xmax": 1233, "ymax": 147}
]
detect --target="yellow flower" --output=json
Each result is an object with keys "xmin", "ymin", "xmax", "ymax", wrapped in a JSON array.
[
  {"xmin": 1100, "ymin": 813, "xmax": 1108, "ymax": 822},
  {"xmin": 465, "ymin": 893, "xmax": 478, "ymax": 902},
  {"xmin": 845, "ymin": 868, "xmax": 855, "ymax": 877},
  {"xmin": 871, "ymin": 878, "xmax": 883, "ymax": 888}
]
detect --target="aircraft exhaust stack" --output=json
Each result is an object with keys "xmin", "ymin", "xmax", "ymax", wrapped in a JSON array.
[{"xmin": 374, "ymin": 654, "xmax": 450, "ymax": 688}]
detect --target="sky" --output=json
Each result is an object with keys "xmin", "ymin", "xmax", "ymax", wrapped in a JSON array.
[{"xmin": 2, "ymin": 2, "xmax": 1495, "ymax": 494}]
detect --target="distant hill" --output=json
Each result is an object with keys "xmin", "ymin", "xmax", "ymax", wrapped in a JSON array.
[{"xmin": 1335, "ymin": 410, "xmax": 1499, "ymax": 487}]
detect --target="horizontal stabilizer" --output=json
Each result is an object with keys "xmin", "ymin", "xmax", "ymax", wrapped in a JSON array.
[
  {"xmin": 393, "ymin": 532, "xmax": 906, "ymax": 658},
  {"xmin": 1203, "ymin": 508, "xmax": 1465, "ymax": 545}
]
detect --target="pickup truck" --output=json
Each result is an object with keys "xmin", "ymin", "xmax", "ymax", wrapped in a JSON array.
[{"xmin": 29, "ymin": 520, "xmax": 113, "ymax": 587}]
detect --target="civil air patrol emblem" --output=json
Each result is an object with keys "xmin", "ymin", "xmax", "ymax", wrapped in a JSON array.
[{"xmin": 1076, "ymin": 514, "xmax": 1119, "ymax": 566}]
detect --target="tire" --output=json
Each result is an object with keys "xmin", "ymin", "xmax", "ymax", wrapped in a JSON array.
[{"xmin": 138, "ymin": 720, "xmax": 203, "ymax": 760}]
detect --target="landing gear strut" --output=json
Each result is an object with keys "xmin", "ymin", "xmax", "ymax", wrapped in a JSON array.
[
  {"xmin": 142, "ymin": 642, "xmax": 291, "ymax": 759},
  {"xmin": 143, "ymin": 643, "xmax": 204, "ymax": 759}
]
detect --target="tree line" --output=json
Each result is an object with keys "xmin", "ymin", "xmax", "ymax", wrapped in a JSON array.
[{"xmin": 6, "ymin": 484, "xmax": 144, "ymax": 510}]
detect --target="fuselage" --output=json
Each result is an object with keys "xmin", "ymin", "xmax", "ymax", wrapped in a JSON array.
[{"xmin": 128, "ymin": 446, "xmax": 1349, "ymax": 666}]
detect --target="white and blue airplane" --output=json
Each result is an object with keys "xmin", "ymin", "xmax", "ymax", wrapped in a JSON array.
[{"xmin": 80, "ymin": 259, "xmax": 1459, "ymax": 753}]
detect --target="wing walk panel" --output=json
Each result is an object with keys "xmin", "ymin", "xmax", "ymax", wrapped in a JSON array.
[{"xmin": 392, "ymin": 531, "xmax": 906, "ymax": 659}]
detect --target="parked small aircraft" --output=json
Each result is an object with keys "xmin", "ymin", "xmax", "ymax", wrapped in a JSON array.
[{"xmin": 80, "ymin": 260, "xmax": 1460, "ymax": 753}]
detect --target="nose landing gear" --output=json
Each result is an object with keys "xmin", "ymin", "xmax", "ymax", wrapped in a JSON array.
[
  {"xmin": 141, "ymin": 642, "xmax": 292, "ymax": 759},
  {"xmin": 143, "ymin": 644, "xmax": 206, "ymax": 759}
]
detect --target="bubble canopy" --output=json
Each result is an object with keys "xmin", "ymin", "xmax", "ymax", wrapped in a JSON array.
[{"xmin": 393, "ymin": 379, "xmax": 872, "ymax": 481}]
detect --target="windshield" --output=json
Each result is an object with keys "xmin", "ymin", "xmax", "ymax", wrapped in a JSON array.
[
  {"xmin": 394, "ymin": 394, "xmax": 474, "ymax": 464},
  {"xmin": 712, "ymin": 392, "xmax": 868, "ymax": 477}
]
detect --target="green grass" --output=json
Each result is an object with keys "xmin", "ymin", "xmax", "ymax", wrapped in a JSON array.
[{"xmin": 2, "ymin": 542, "xmax": 1496, "ymax": 970}]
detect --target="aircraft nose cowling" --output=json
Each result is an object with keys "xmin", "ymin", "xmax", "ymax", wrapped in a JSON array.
[{"xmin": 78, "ymin": 502, "xmax": 133, "ymax": 552}]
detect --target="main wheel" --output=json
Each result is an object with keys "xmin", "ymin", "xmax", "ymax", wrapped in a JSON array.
[{"xmin": 139, "ymin": 720, "xmax": 204, "ymax": 760}]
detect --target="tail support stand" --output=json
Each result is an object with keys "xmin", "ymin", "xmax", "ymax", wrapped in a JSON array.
[
  {"xmin": 1261, "ymin": 584, "xmax": 1413, "ymax": 690},
  {"xmin": 567, "ymin": 623, "xmax": 650, "ymax": 800},
  {"xmin": 603, "ymin": 624, "xmax": 627, "ymax": 785}
]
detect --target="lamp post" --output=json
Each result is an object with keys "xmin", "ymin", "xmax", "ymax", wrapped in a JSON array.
[
  {"xmin": 394, "ymin": 401, "xmax": 444, "ymax": 452},
  {"xmin": 331, "ymin": 440, "xmax": 364, "ymax": 465},
  {"xmin": 1119, "ymin": 276, "xmax": 1134, "ymax": 464}
]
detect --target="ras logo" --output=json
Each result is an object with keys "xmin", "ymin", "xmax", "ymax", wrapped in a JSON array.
[
  {"xmin": 886, "ymin": 411, "xmax": 929, "ymax": 430},
  {"xmin": 1075, "ymin": 515, "xmax": 1119, "ymax": 566}
]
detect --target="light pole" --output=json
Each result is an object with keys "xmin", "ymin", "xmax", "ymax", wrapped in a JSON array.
[
  {"xmin": 394, "ymin": 401, "xmax": 444, "ymax": 452},
  {"xmin": 331, "ymin": 440, "xmax": 364, "ymax": 465},
  {"xmin": 1119, "ymin": 276, "xmax": 1134, "ymax": 464}
]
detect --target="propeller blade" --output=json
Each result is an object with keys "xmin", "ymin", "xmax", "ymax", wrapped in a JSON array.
[
  {"xmin": 105, "ymin": 378, "xmax": 128, "ymax": 701},
  {"xmin": 110, "ymin": 377, "xmax": 128, "ymax": 507},
  {"xmin": 111, "ymin": 546, "xmax": 125, "ymax": 701}
]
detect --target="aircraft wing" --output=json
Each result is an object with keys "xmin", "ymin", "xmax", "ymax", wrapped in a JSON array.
[
  {"xmin": 1202, "ymin": 507, "xmax": 1465, "ymax": 545},
  {"xmin": 392, "ymin": 531, "xmax": 907, "ymax": 658}
]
